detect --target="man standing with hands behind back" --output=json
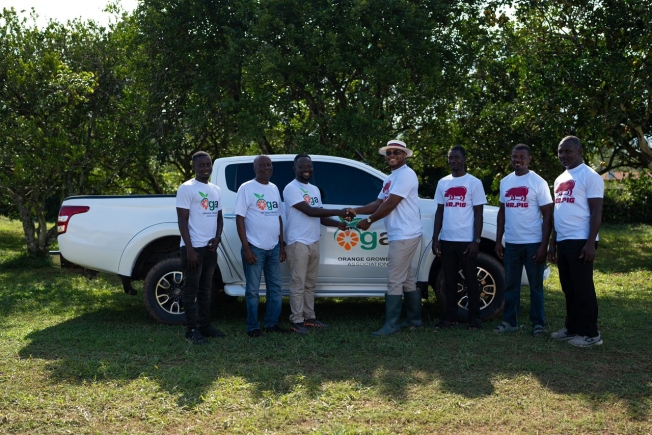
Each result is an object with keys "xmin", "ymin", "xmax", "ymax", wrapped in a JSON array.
[
  {"xmin": 176, "ymin": 151, "xmax": 225, "ymax": 345},
  {"xmin": 494, "ymin": 144, "xmax": 553, "ymax": 337},
  {"xmin": 432, "ymin": 145, "xmax": 487, "ymax": 330},
  {"xmin": 355, "ymin": 139, "xmax": 423, "ymax": 336},
  {"xmin": 548, "ymin": 136, "xmax": 604, "ymax": 347}
]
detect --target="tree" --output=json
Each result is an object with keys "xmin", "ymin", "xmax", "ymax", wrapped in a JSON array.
[
  {"xmin": 134, "ymin": 0, "xmax": 487, "ymax": 184},
  {"xmin": 251, "ymin": 0, "xmax": 484, "ymax": 165},
  {"xmin": 135, "ymin": 0, "xmax": 262, "ymax": 181},
  {"xmin": 0, "ymin": 8, "xmax": 149, "ymax": 255},
  {"xmin": 459, "ymin": 0, "xmax": 652, "ymax": 187}
]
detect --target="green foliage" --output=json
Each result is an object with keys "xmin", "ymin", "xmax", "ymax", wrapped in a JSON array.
[
  {"xmin": 460, "ymin": 0, "xmax": 652, "ymax": 186},
  {"xmin": 603, "ymin": 174, "xmax": 652, "ymax": 224},
  {"xmin": 3, "ymin": 0, "xmax": 652, "ymax": 254}
]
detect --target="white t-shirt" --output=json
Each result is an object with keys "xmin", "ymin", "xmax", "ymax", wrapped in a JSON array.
[
  {"xmin": 283, "ymin": 179, "xmax": 323, "ymax": 245},
  {"xmin": 435, "ymin": 173, "xmax": 487, "ymax": 242},
  {"xmin": 377, "ymin": 165, "xmax": 423, "ymax": 242},
  {"xmin": 499, "ymin": 171, "xmax": 553, "ymax": 244},
  {"xmin": 234, "ymin": 180, "xmax": 283, "ymax": 250},
  {"xmin": 175, "ymin": 179, "xmax": 222, "ymax": 248},
  {"xmin": 553, "ymin": 163, "xmax": 604, "ymax": 241}
]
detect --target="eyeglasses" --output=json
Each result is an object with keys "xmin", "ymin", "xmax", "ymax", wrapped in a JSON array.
[{"xmin": 386, "ymin": 150, "xmax": 404, "ymax": 156}]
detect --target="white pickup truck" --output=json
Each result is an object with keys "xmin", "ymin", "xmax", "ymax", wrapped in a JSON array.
[{"xmin": 54, "ymin": 154, "xmax": 526, "ymax": 325}]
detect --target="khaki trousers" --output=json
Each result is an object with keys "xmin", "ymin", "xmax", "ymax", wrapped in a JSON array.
[
  {"xmin": 387, "ymin": 236, "xmax": 421, "ymax": 296},
  {"xmin": 285, "ymin": 241, "xmax": 320, "ymax": 323}
]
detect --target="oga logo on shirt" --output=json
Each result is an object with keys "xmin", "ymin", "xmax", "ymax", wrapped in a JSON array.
[
  {"xmin": 198, "ymin": 191, "xmax": 219, "ymax": 211},
  {"xmin": 253, "ymin": 193, "xmax": 280, "ymax": 211},
  {"xmin": 300, "ymin": 187, "xmax": 319, "ymax": 206}
]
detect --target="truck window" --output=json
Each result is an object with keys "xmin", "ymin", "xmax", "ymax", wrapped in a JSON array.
[
  {"xmin": 312, "ymin": 162, "xmax": 384, "ymax": 205},
  {"xmin": 224, "ymin": 161, "xmax": 383, "ymax": 205}
]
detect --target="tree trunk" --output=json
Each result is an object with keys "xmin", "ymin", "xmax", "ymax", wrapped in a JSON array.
[{"xmin": 11, "ymin": 192, "xmax": 53, "ymax": 257}]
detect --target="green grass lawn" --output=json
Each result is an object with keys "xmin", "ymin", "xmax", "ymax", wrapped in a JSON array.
[{"xmin": 1, "ymin": 216, "xmax": 651, "ymax": 434}]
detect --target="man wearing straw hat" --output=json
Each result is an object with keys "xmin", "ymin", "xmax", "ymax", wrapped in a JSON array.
[{"xmin": 354, "ymin": 140, "xmax": 423, "ymax": 336}]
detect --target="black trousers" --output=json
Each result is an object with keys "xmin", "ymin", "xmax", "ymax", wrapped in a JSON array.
[
  {"xmin": 440, "ymin": 241, "xmax": 480, "ymax": 323},
  {"xmin": 181, "ymin": 246, "xmax": 217, "ymax": 331},
  {"xmin": 557, "ymin": 239, "xmax": 599, "ymax": 337}
]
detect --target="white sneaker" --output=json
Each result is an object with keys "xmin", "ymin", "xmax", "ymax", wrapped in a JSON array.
[
  {"xmin": 568, "ymin": 334, "xmax": 603, "ymax": 347},
  {"xmin": 550, "ymin": 327, "xmax": 577, "ymax": 341}
]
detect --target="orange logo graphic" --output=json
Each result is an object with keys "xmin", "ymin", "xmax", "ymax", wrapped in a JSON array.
[{"xmin": 336, "ymin": 229, "xmax": 360, "ymax": 250}]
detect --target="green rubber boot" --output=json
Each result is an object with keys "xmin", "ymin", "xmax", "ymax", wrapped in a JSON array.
[
  {"xmin": 372, "ymin": 294, "xmax": 403, "ymax": 336},
  {"xmin": 400, "ymin": 290, "xmax": 423, "ymax": 329}
]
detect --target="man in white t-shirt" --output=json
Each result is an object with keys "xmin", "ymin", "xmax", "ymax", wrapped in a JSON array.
[
  {"xmin": 176, "ymin": 151, "xmax": 225, "ymax": 344},
  {"xmin": 432, "ymin": 145, "xmax": 487, "ymax": 330},
  {"xmin": 283, "ymin": 153, "xmax": 350, "ymax": 334},
  {"xmin": 548, "ymin": 136, "xmax": 604, "ymax": 347},
  {"xmin": 235, "ymin": 155, "xmax": 288, "ymax": 337},
  {"xmin": 493, "ymin": 144, "xmax": 553, "ymax": 336},
  {"xmin": 354, "ymin": 140, "xmax": 424, "ymax": 336}
]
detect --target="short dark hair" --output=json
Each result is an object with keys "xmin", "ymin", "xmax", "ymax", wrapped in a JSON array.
[
  {"xmin": 560, "ymin": 135, "xmax": 582, "ymax": 150},
  {"xmin": 192, "ymin": 151, "xmax": 211, "ymax": 163},
  {"xmin": 449, "ymin": 145, "xmax": 466, "ymax": 157},
  {"xmin": 294, "ymin": 153, "xmax": 311, "ymax": 163},
  {"xmin": 512, "ymin": 143, "xmax": 531, "ymax": 155}
]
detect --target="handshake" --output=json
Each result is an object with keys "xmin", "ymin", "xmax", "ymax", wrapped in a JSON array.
[
  {"xmin": 331, "ymin": 208, "xmax": 374, "ymax": 231},
  {"xmin": 340, "ymin": 208, "xmax": 357, "ymax": 222}
]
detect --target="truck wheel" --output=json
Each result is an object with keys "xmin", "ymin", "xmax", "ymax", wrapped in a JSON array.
[
  {"xmin": 434, "ymin": 252, "xmax": 505, "ymax": 322},
  {"xmin": 143, "ymin": 258, "xmax": 186, "ymax": 325}
]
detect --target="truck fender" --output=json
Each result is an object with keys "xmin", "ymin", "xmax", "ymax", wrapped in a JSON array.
[{"xmin": 117, "ymin": 223, "xmax": 180, "ymax": 277}]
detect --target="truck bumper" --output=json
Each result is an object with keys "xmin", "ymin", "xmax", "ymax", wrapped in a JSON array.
[{"xmin": 49, "ymin": 250, "xmax": 98, "ymax": 277}]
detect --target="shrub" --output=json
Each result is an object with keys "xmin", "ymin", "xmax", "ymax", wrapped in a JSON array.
[{"xmin": 603, "ymin": 173, "xmax": 652, "ymax": 223}]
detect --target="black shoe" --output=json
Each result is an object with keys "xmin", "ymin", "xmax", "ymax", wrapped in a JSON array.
[
  {"xmin": 263, "ymin": 325, "xmax": 290, "ymax": 334},
  {"xmin": 304, "ymin": 318, "xmax": 329, "ymax": 328},
  {"xmin": 199, "ymin": 325, "xmax": 226, "ymax": 338},
  {"xmin": 468, "ymin": 320, "xmax": 482, "ymax": 330},
  {"xmin": 247, "ymin": 329, "xmax": 262, "ymax": 338},
  {"xmin": 435, "ymin": 320, "xmax": 458, "ymax": 329},
  {"xmin": 185, "ymin": 329, "xmax": 208, "ymax": 345},
  {"xmin": 290, "ymin": 322, "xmax": 309, "ymax": 334}
]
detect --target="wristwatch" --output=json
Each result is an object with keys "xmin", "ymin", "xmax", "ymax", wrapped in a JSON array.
[
  {"xmin": 366, "ymin": 217, "xmax": 372, "ymax": 224},
  {"xmin": 474, "ymin": 238, "xmax": 481, "ymax": 244}
]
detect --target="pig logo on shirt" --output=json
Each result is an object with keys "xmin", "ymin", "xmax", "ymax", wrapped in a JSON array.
[
  {"xmin": 382, "ymin": 181, "xmax": 391, "ymax": 201},
  {"xmin": 505, "ymin": 186, "xmax": 529, "ymax": 208},
  {"xmin": 555, "ymin": 180, "xmax": 575, "ymax": 196},
  {"xmin": 555, "ymin": 180, "xmax": 576, "ymax": 204},
  {"xmin": 505, "ymin": 186, "xmax": 528, "ymax": 201},
  {"xmin": 444, "ymin": 186, "xmax": 467, "ymax": 201}
]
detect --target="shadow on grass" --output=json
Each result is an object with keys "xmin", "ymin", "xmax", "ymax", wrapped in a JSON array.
[{"xmin": 16, "ymin": 290, "xmax": 652, "ymax": 421}]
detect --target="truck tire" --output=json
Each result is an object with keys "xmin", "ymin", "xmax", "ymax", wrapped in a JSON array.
[
  {"xmin": 142, "ymin": 257, "xmax": 233, "ymax": 324},
  {"xmin": 143, "ymin": 257, "xmax": 186, "ymax": 325},
  {"xmin": 433, "ymin": 252, "xmax": 505, "ymax": 322}
]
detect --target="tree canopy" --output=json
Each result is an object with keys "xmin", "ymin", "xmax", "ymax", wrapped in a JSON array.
[{"xmin": 1, "ymin": 0, "xmax": 651, "ymax": 254}]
